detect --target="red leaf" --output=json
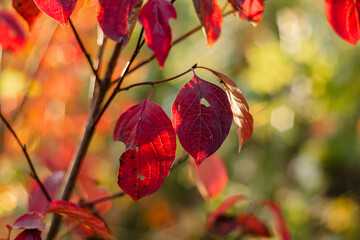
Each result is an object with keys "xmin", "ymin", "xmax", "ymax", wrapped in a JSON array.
[
  {"xmin": 46, "ymin": 200, "xmax": 108, "ymax": 239},
  {"xmin": 114, "ymin": 91, "xmax": 176, "ymax": 200},
  {"xmin": 325, "ymin": 0, "xmax": 360, "ymax": 45},
  {"xmin": 13, "ymin": 212, "xmax": 45, "ymax": 230},
  {"xmin": 12, "ymin": 0, "xmax": 41, "ymax": 28},
  {"xmin": 209, "ymin": 215, "xmax": 239, "ymax": 235},
  {"xmin": 228, "ymin": 0, "xmax": 265, "ymax": 25},
  {"xmin": 193, "ymin": 0, "xmax": 223, "ymax": 46},
  {"xmin": 207, "ymin": 194, "xmax": 246, "ymax": 228},
  {"xmin": 237, "ymin": 213, "xmax": 271, "ymax": 237},
  {"xmin": 33, "ymin": 0, "xmax": 77, "ymax": 27},
  {"xmin": 172, "ymin": 73, "xmax": 233, "ymax": 166},
  {"xmin": 190, "ymin": 154, "xmax": 228, "ymax": 200},
  {"xmin": 263, "ymin": 201, "xmax": 291, "ymax": 240},
  {"xmin": 14, "ymin": 229, "xmax": 42, "ymax": 240},
  {"xmin": 28, "ymin": 171, "xmax": 65, "ymax": 214},
  {"xmin": 204, "ymin": 68, "xmax": 253, "ymax": 151},
  {"xmin": 138, "ymin": 0, "xmax": 177, "ymax": 68},
  {"xmin": 97, "ymin": 0, "xmax": 143, "ymax": 44},
  {"xmin": 0, "ymin": 11, "xmax": 26, "ymax": 53}
]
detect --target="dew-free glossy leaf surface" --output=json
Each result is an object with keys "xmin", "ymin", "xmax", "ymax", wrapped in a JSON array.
[
  {"xmin": 13, "ymin": 0, "xmax": 41, "ymax": 28},
  {"xmin": 0, "ymin": 11, "xmax": 26, "ymax": 53},
  {"xmin": 325, "ymin": 0, "xmax": 360, "ymax": 45},
  {"xmin": 237, "ymin": 214, "xmax": 271, "ymax": 237},
  {"xmin": 138, "ymin": 0, "xmax": 177, "ymax": 68},
  {"xmin": 172, "ymin": 74, "xmax": 232, "ymax": 166},
  {"xmin": 13, "ymin": 212, "xmax": 45, "ymax": 230},
  {"xmin": 14, "ymin": 229, "xmax": 42, "ymax": 240},
  {"xmin": 97, "ymin": 0, "xmax": 143, "ymax": 43},
  {"xmin": 46, "ymin": 200, "xmax": 108, "ymax": 239},
  {"xmin": 114, "ymin": 97, "xmax": 176, "ymax": 200},
  {"xmin": 33, "ymin": 0, "xmax": 77, "ymax": 27},
  {"xmin": 205, "ymin": 69, "xmax": 253, "ymax": 151},
  {"xmin": 263, "ymin": 201, "xmax": 291, "ymax": 240},
  {"xmin": 193, "ymin": 0, "xmax": 223, "ymax": 46},
  {"xmin": 228, "ymin": 0, "xmax": 264, "ymax": 25}
]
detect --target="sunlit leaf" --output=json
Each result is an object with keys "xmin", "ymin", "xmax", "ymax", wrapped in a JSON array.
[
  {"xmin": 228, "ymin": 0, "xmax": 264, "ymax": 25},
  {"xmin": 12, "ymin": 0, "xmax": 41, "ymax": 28},
  {"xmin": 33, "ymin": 0, "xmax": 77, "ymax": 27}
]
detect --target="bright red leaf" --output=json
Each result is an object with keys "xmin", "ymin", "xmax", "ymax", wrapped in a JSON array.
[
  {"xmin": 12, "ymin": 0, "xmax": 41, "ymax": 28},
  {"xmin": 28, "ymin": 171, "xmax": 65, "ymax": 214},
  {"xmin": 190, "ymin": 154, "xmax": 228, "ymax": 200},
  {"xmin": 263, "ymin": 201, "xmax": 291, "ymax": 240},
  {"xmin": 13, "ymin": 212, "xmax": 45, "ymax": 230},
  {"xmin": 204, "ymin": 68, "xmax": 253, "ymax": 151},
  {"xmin": 33, "ymin": 0, "xmax": 77, "ymax": 27},
  {"xmin": 46, "ymin": 200, "xmax": 108, "ymax": 239},
  {"xmin": 14, "ymin": 229, "xmax": 42, "ymax": 240},
  {"xmin": 207, "ymin": 194, "xmax": 246, "ymax": 228},
  {"xmin": 193, "ymin": 0, "xmax": 223, "ymax": 46},
  {"xmin": 138, "ymin": 0, "xmax": 177, "ymax": 68},
  {"xmin": 114, "ymin": 90, "xmax": 176, "ymax": 200},
  {"xmin": 237, "ymin": 214, "xmax": 271, "ymax": 237},
  {"xmin": 325, "ymin": 0, "xmax": 360, "ymax": 45},
  {"xmin": 172, "ymin": 73, "xmax": 232, "ymax": 166},
  {"xmin": 228, "ymin": 0, "xmax": 265, "ymax": 25},
  {"xmin": 97, "ymin": 0, "xmax": 143, "ymax": 44},
  {"xmin": 0, "ymin": 11, "xmax": 26, "ymax": 53}
]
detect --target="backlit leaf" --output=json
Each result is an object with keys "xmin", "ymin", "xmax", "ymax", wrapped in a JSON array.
[
  {"xmin": 46, "ymin": 200, "xmax": 108, "ymax": 239},
  {"xmin": 193, "ymin": 0, "xmax": 223, "ymax": 46},
  {"xmin": 14, "ymin": 229, "xmax": 42, "ymax": 240},
  {"xmin": 12, "ymin": 0, "xmax": 41, "ymax": 28},
  {"xmin": 114, "ymin": 91, "xmax": 176, "ymax": 200},
  {"xmin": 172, "ymin": 73, "xmax": 232, "ymax": 166},
  {"xmin": 204, "ymin": 68, "xmax": 253, "ymax": 151},
  {"xmin": 0, "ymin": 11, "xmax": 26, "ymax": 53},
  {"xmin": 237, "ymin": 214, "xmax": 271, "ymax": 237},
  {"xmin": 138, "ymin": 0, "xmax": 177, "ymax": 68},
  {"xmin": 33, "ymin": 0, "xmax": 77, "ymax": 27},
  {"xmin": 324, "ymin": 0, "xmax": 360, "ymax": 45},
  {"xmin": 190, "ymin": 154, "xmax": 228, "ymax": 200},
  {"xmin": 13, "ymin": 212, "xmax": 45, "ymax": 230},
  {"xmin": 263, "ymin": 201, "xmax": 291, "ymax": 240},
  {"xmin": 228, "ymin": 0, "xmax": 265, "ymax": 25},
  {"xmin": 97, "ymin": 0, "xmax": 143, "ymax": 44}
]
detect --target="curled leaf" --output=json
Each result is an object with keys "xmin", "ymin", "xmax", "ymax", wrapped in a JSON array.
[
  {"xmin": 237, "ymin": 214, "xmax": 271, "ymax": 237},
  {"xmin": 13, "ymin": 212, "xmax": 45, "ymax": 230},
  {"xmin": 228, "ymin": 0, "xmax": 265, "ymax": 25}
]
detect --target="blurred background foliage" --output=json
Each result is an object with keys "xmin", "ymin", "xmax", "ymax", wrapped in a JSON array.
[{"xmin": 0, "ymin": 0, "xmax": 360, "ymax": 239}]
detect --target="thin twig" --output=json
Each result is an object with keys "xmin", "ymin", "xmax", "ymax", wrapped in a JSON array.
[{"xmin": 0, "ymin": 112, "xmax": 52, "ymax": 202}]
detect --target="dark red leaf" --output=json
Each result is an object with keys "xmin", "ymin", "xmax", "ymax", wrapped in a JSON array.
[
  {"xmin": 209, "ymin": 215, "xmax": 239, "ymax": 235},
  {"xmin": 228, "ymin": 0, "xmax": 264, "ymax": 25},
  {"xmin": 172, "ymin": 73, "xmax": 232, "ymax": 166},
  {"xmin": 46, "ymin": 200, "xmax": 108, "ymax": 239},
  {"xmin": 0, "ymin": 11, "xmax": 26, "ymax": 53},
  {"xmin": 207, "ymin": 194, "xmax": 246, "ymax": 228},
  {"xmin": 138, "ymin": 0, "xmax": 177, "ymax": 68},
  {"xmin": 97, "ymin": 0, "xmax": 143, "ymax": 44},
  {"xmin": 14, "ymin": 229, "xmax": 42, "ymax": 240},
  {"xmin": 12, "ymin": 0, "xmax": 41, "ymax": 28},
  {"xmin": 193, "ymin": 0, "xmax": 223, "ymax": 46},
  {"xmin": 237, "ymin": 213, "xmax": 271, "ymax": 237},
  {"xmin": 325, "ymin": 0, "xmax": 360, "ymax": 45},
  {"xmin": 263, "ymin": 201, "xmax": 291, "ymax": 240},
  {"xmin": 190, "ymin": 154, "xmax": 227, "ymax": 200},
  {"xmin": 13, "ymin": 212, "xmax": 45, "ymax": 230},
  {"xmin": 204, "ymin": 68, "xmax": 253, "ymax": 151},
  {"xmin": 28, "ymin": 171, "xmax": 65, "ymax": 214},
  {"xmin": 33, "ymin": 0, "xmax": 77, "ymax": 27},
  {"xmin": 114, "ymin": 91, "xmax": 176, "ymax": 200}
]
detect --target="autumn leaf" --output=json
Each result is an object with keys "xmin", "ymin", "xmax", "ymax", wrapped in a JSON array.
[
  {"xmin": 97, "ymin": 0, "xmax": 143, "ymax": 44},
  {"xmin": 203, "ymin": 68, "xmax": 253, "ymax": 152},
  {"xmin": 172, "ymin": 73, "xmax": 233, "ymax": 166},
  {"xmin": 193, "ymin": 0, "xmax": 223, "ymax": 46},
  {"xmin": 12, "ymin": 0, "xmax": 41, "ymax": 28},
  {"xmin": 138, "ymin": 0, "xmax": 177, "ymax": 68},
  {"xmin": 263, "ymin": 201, "xmax": 291, "ymax": 240},
  {"xmin": 114, "ymin": 90, "xmax": 176, "ymax": 200},
  {"xmin": 324, "ymin": 0, "xmax": 360, "ymax": 45},
  {"xmin": 13, "ymin": 212, "xmax": 45, "ymax": 230},
  {"xmin": 33, "ymin": 0, "xmax": 77, "ymax": 27},
  {"xmin": 46, "ymin": 200, "xmax": 108, "ymax": 239},
  {"xmin": 0, "ymin": 11, "xmax": 26, "ymax": 53},
  {"xmin": 228, "ymin": 0, "xmax": 265, "ymax": 25},
  {"xmin": 237, "ymin": 214, "xmax": 271, "ymax": 237},
  {"xmin": 14, "ymin": 229, "xmax": 42, "ymax": 240},
  {"xmin": 189, "ymin": 154, "xmax": 228, "ymax": 200}
]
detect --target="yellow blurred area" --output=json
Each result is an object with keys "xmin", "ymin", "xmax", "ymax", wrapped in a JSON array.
[
  {"xmin": 0, "ymin": 69, "xmax": 26, "ymax": 99},
  {"xmin": 0, "ymin": 184, "xmax": 28, "ymax": 217}
]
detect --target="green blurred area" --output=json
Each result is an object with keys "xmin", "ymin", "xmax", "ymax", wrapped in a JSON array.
[{"xmin": 1, "ymin": 0, "xmax": 360, "ymax": 239}]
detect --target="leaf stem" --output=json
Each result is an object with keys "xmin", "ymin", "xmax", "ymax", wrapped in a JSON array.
[{"xmin": 0, "ymin": 112, "xmax": 52, "ymax": 202}]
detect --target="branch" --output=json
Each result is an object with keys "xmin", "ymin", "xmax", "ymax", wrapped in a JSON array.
[{"xmin": 0, "ymin": 112, "xmax": 52, "ymax": 202}]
